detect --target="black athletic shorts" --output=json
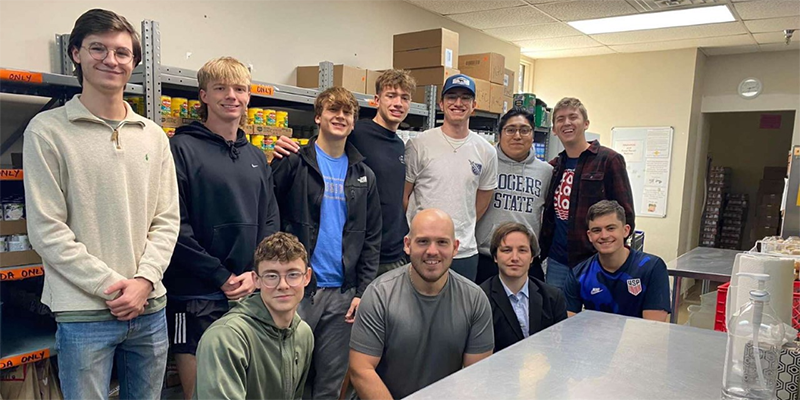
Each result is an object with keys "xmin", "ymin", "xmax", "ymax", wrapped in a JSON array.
[{"xmin": 166, "ymin": 298, "xmax": 230, "ymax": 355}]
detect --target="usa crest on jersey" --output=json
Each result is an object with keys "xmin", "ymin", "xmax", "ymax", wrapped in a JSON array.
[{"xmin": 627, "ymin": 278, "xmax": 642, "ymax": 296}]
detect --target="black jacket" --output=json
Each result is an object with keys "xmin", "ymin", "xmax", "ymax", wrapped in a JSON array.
[
  {"xmin": 271, "ymin": 137, "xmax": 381, "ymax": 297},
  {"xmin": 480, "ymin": 275, "xmax": 567, "ymax": 352},
  {"xmin": 164, "ymin": 122, "xmax": 280, "ymax": 296}
]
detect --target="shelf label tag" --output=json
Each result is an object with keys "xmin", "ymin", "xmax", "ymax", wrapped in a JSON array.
[
  {"xmin": 251, "ymin": 84, "xmax": 275, "ymax": 96},
  {"xmin": 0, "ymin": 349, "xmax": 50, "ymax": 370},
  {"xmin": 0, "ymin": 69, "xmax": 43, "ymax": 84},
  {"xmin": 0, "ymin": 266, "xmax": 44, "ymax": 281},
  {"xmin": 368, "ymin": 100, "xmax": 378, "ymax": 107},
  {"xmin": 0, "ymin": 170, "xmax": 23, "ymax": 180}
]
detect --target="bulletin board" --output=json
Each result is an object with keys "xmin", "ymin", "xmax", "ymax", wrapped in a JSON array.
[{"xmin": 611, "ymin": 127, "xmax": 674, "ymax": 218}]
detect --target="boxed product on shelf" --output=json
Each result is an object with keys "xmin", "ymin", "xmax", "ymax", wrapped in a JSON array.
[
  {"xmin": 513, "ymin": 93, "xmax": 536, "ymax": 113},
  {"xmin": 473, "ymin": 79, "xmax": 491, "ymax": 112},
  {"xmin": 296, "ymin": 64, "xmax": 367, "ymax": 94},
  {"xmin": 244, "ymin": 126, "xmax": 292, "ymax": 137},
  {"xmin": 407, "ymin": 67, "xmax": 460, "ymax": 103},
  {"xmin": 161, "ymin": 115, "xmax": 182, "ymax": 128},
  {"xmin": 503, "ymin": 68, "xmax": 515, "ymax": 97},
  {"xmin": 489, "ymin": 83, "xmax": 504, "ymax": 114},
  {"xmin": 393, "ymin": 28, "xmax": 459, "ymax": 70},
  {"xmin": 365, "ymin": 69, "xmax": 385, "ymax": 95},
  {"xmin": 457, "ymin": 52, "xmax": 505, "ymax": 84}
]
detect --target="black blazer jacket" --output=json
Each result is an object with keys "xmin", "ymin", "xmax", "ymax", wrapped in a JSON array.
[{"xmin": 480, "ymin": 275, "xmax": 568, "ymax": 352}]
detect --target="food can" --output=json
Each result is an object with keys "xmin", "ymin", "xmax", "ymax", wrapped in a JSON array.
[
  {"xmin": 188, "ymin": 100, "xmax": 202, "ymax": 120},
  {"xmin": 160, "ymin": 96, "xmax": 172, "ymax": 116},
  {"xmin": 248, "ymin": 108, "xmax": 265, "ymax": 125},
  {"xmin": 171, "ymin": 97, "xmax": 189, "ymax": 118},
  {"xmin": 265, "ymin": 109, "xmax": 277, "ymax": 127},
  {"xmin": 8, "ymin": 234, "xmax": 30, "ymax": 252},
  {"xmin": 125, "ymin": 97, "xmax": 145, "ymax": 115},
  {"xmin": 276, "ymin": 111, "xmax": 289, "ymax": 128},
  {"xmin": 162, "ymin": 127, "xmax": 176, "ymax": 138},
  {"xmin": 250, "ymin": 134, "xmax": 264, "ymax": 148},
  {"xmin": 3, "ymin": 203, "xmax": 24, "ymax": 221}
]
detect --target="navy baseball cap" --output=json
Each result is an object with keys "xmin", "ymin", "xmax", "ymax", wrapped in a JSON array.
[{"xmin": 442, "ymin": 74, "xmax": 476, "ymax": 97}]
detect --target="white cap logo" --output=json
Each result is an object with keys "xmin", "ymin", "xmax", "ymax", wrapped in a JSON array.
[{"xmin": 452, "ymin": 77, "xmax": 469, "ymax": 86}]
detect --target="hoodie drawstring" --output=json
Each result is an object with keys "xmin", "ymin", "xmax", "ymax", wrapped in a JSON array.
[{"xmin": 227, "ymin": 141, "xmax": 240, "ymax": 159}]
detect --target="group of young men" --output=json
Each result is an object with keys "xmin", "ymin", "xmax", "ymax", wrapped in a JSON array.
[{"xmin": 22, "ymin": 8, "xmax": 672, "ymax": 400}]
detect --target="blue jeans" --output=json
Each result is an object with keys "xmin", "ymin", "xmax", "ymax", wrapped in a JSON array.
[
  {"xmin": 545, "ymin": 257, "xmax": 571, "ymax": 291},
  {"xmin": 56, "ymin": 308, "xmax": 168, "ymax": 400}
]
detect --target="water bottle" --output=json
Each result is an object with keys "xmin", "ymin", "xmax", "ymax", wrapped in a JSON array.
[{"xmin": 722, "ymin": 273, "xmax": 786, "ymax": 399}]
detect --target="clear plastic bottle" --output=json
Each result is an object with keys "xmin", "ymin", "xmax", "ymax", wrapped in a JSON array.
[{"xmin": 722, "ymin": 273, "xmax": 786, "ymax": 399}]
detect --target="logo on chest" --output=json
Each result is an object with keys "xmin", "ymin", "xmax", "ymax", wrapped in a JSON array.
[
  {"xmin": 469, "ymin": 160, "xmax": 482, "ymax": 176},
  {"xmin": 627, "ymin": 279, "xmax": 642, "ymax": 296}
]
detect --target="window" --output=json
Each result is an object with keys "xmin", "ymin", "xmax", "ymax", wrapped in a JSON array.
[{"xmin": 519, "ymin": 58, "xmax": 534, "ymax": 93}]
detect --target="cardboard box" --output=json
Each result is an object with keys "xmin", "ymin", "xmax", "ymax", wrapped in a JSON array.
[
  {"xmin": 161, "ymin": 116, "xmax": 182, "ymax": 128},
  {"xmin": 458, "ymin": 52, "xmax": 505, "ymax": 84},
  {"xmin": 245, "ymin": 125, "xmax": 293, "ymax": 137},
  {"xmin": 296, "ymin": 65, "xmax": 367, "ymax": 93},
  {"xmin": 365, "ymin": 70, "xmax": 385, "ymax": 95},
  {"xmin": 408, "ymin": 67, "xmax": 460, "ymax": 103},
  {"xmin": 473, "ymin": 78, "xmax": 492, "ymax": 111},
  {"xmin": 393, "ymin": 28, "xmax": 459, "ymax": 70},
  {"xmin": 489, "ymin": 83, "xmax": 504, "ymax": 114},
  {"xmin": 503, "ymin": 68, "xmax": 515, "ymax": 97},
  {"xmin": 763, "ymin": 166, "xmax": 786, "ymax": 180},
  {"xmin": 503, "ymin": 96, "xmax": 513, "ymax": 114},
  {"xmin": 0, "ymin": 250, "xmax": 41, "ymax": 268},
  {"xmin": 0, "ymin": 219, "xmax": 28, "ymax": 236}
]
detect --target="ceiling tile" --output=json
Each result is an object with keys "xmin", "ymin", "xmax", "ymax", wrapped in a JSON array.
[
  {"xmin": 758, "ymin": 41, "xmax": 800, "ymax": 51},
  {"xmin": 591, "ymin": 22, "xmax": 747, "ymax": 45},
  {"xmin": 515, "ymin": 35, "xmax": 604, "ymax": 51},
  {"xmin": 702, "ymin": 44, "xmax": 760, "ymax": 56},
  {"xmin": 733, "ymin": 1, "xmax": 800, "ymax": 20},
  {"xmin": 482, "ymin": 22, "xmax": 583, "ymax": 41},
  {"xmin": 753, "ymin": 31, "xmax": 796, "ymax": 43},
  {"xmin": 447, "ymin": 5, "xmax": 556, "ymax": 29},
  {"xmin": 533, "ymin": 0, "xmax": 639, "ymax": 22},
  {"xmin": 405, "ymin": 0, "xmax": 526, "ymax": 15},
  {"xmin": 610, "ymin": 34, "xmax": 756, "ymax": 53},
  {"xmin": 522, "ymin": 46, "xmax": 616, "ymax": 59},
  {"xmin": 744, "ymin": 16, "xmax": 800, "ymax": 33},
  {"xmin": 522, "ymin": 0, "xmax": 558, "ymax": 4}
]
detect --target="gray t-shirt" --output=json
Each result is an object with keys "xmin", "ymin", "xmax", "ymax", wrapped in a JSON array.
[{"xmin": 350, "ymin": 265, "xmax": 494, "ymax": 398}]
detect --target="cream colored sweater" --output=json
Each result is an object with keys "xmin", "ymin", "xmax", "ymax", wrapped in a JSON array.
[{"xmin": 23, "ymin": 95, "xmax": 179, "ymax": 313}]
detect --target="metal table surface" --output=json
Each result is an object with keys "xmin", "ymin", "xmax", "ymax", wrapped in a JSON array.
[
  {"xmin": 666, "ymin": 247, "xmax": 742, "ymax": 323},
  {"xmin": 404, "ymin": 311, "xmax": 727, "ymax": 400}
]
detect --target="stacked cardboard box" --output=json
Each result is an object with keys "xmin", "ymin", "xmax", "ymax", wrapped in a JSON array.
[
  {"xmin": 700, "ymin": 166, "xmax": 731, "ymax": 248},
  {"xmin": 296, "ymin": 64, "xmax": 367, "ymax": 94},
  {"xmin": 719, "ymin": 194, "xmax": 748, "ymax": 250},
  {"xmin": 392, "ymin": 28, "xmax": 461, "ymax": 103},
  {"xmin": 753, "ymin": 166, "xmax": 785, "ymax": 240},
  {"xmin": 458, "ymin": 52, "xmax": 506, "ymax": 113}
]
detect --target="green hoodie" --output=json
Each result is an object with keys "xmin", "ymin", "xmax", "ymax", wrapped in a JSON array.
[{"xmin": 195, "ymin": 293, "xmax": 314, "ymax": 400}]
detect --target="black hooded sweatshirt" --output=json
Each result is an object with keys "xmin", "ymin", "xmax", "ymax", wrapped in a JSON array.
[{"xmin": 163, "ymin": 121, "xmax": 280, "ymax": 297}]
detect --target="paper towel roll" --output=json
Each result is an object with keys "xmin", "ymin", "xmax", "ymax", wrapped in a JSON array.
[{"xmin": 727, "ymin": 253, "xmax": 795, "ymax": 326}]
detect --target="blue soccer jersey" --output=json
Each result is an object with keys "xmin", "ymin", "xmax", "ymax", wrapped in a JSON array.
[{"xmin": 564, "ymin": 249, "xmax": 671, "ymax": 318}]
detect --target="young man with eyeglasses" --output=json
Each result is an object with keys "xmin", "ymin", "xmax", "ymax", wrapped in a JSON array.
[
  {"xmin": 22, "ymin": 9, "xmax": 179, "ymax": 399},
  {"xmin": 475, "ymin": 109, "xmax": 553, "ymax": 284},
  {"xmin": 195, "ymin": 232, "xmax": 314, "ymax": 400},
  {"xmin": 403, "ymin": 74, "xmax": 498, "ymax": 282},
  {"xmin": 163, "ymin": 56, "xmax": 281, "ymax": 399}
]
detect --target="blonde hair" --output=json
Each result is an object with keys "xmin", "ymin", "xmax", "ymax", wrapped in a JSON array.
[
  {"xmin": 197, "ymin": 57, "xmax": 251, "ymax": 123},
  {"xmin": 552, "ymin": 97, "xmax": 588, "ymax": 123},
  {"xmin": 375, "ymin": 69, "xmax": 417, "ymax": 96},
  {"xmin": 314, "ymin": 87, "xmax": 359, "ymax": 120}
]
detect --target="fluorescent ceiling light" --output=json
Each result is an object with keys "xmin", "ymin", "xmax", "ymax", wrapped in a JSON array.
[{"xmin": 568, "ymin": 5, "xmax": 735, "ymax": 35}]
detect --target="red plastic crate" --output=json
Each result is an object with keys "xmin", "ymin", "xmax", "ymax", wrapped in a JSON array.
[{"xmin": 714, "ymin": 281, "xmax": 800, "ymax": 333}]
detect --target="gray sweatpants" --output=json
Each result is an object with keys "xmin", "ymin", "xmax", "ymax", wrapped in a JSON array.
[{"xmin": 298, "ymin": 287, "xmax": 356, "ymax": 400}]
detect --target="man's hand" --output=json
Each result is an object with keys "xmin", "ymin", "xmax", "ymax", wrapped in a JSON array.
[
  {"xmin": 272, "ymin": 135, "xmax": 300, "ymax": 159},
  {"xmin": 105, "ymin": 277, "xmax": 153, "ymax": 321},
  {"xmin": 345, "ymin": 297, "xmax": 361, "ymax": 324},
  {"xmin": 222, "ymin": 272, "xmax": 257, "ymax": 300}
]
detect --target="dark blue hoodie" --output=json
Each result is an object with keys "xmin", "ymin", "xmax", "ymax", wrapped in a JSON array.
[{"xmin": 163, "ymin": 121, "xmax": 280, "ymax": 297}]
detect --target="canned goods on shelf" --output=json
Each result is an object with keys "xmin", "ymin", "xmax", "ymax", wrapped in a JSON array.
[
  {"xmin": 276, "ymin": 111, "xmax": 289, "ymax": 128},
  {"xmin": 171, "ymin": 97, "xmax": 189, "ymax": 118},
  {"xmin": 248, "ymin": 108, "xmax": 265, "ymax": 125},
  {"xmin": 160, "ymin": 96, "xmax": 172, "ymax": 116},
  {"xmin": 163, "ymin": 127, "xmax": 176, "ymax": 138},
  {"xmin": 3, "ymin": 203, "xmax": 24, "ymax": 221},
  {"xmin": 265, "ymin": 109, "xmax": 277, "ymax": 127},
  {"xmin": 189, "ymin": 100, "xmax": 202, "ymax": 120}
]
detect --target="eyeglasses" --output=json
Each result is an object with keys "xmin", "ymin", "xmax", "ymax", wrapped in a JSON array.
[
  {"xmin": 502, "ymin": 126, "xmax": 534, "ymax": 136},
  {"xmin": 82, "ymin": 44, "xmax": 134, "ymax": 64},
  {"xmin": 258, "ymin": 271, "xmax": 306, "ymax": 289},
  {"xmin": 443, "ymin": 93, "xmax": 474, "ymax": 104}
]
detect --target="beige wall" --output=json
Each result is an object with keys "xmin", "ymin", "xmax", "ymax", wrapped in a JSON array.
[
  {"xmin": 706, "ymin": 111, "xmax": 795, "ymax": 248},
  {"xmin": 0, "ymin": 0, "xmax": 521, "ymax": 165},
  {"xmin": 532, "ymin": 48, "xmax": 703, "ymax": 261}
]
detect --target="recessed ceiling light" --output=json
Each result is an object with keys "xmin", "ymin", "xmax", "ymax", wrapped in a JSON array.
[{"xmin": 568, "ymin": 5, "xmax": 735, "ymax": 35}]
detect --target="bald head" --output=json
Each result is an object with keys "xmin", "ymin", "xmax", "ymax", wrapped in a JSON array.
[{"xmin": 409, "ymin": 209, "xmax": 455, "ymax": 240}]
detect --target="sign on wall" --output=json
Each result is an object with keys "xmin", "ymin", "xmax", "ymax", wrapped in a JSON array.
[{"xmin": 611, "ymin": 127, "xmax": 674, "ymax": 218}]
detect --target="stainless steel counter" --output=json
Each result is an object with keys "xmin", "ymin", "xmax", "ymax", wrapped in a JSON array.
[
  {"xmin": 404, "ymin": 311, "xmax": 727, "ymax": 400},
  {"xmin": 666, "ymin": 247, "xmax": 741, "ymax": 323}
]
